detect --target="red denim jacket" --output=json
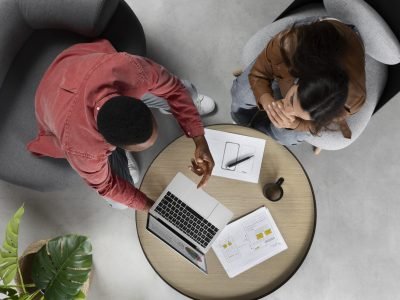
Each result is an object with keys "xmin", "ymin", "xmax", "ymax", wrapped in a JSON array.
[{"xmin": 27, "ymin": 39, "xmax": 204, "ymax": 210}]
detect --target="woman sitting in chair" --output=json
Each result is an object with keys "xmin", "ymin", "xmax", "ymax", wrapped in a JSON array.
[{"xmin": 231, "ymin": 18, "xmax": 366, "ymax": 149}]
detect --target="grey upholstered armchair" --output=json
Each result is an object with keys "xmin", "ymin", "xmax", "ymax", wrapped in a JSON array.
[
  {"xmin": 242, "ymin": 0, "xmax": 399, "ymax": 150},
  {"xmin": 0, "ymin": 0, "xmax": 146, "ymax": 191}
]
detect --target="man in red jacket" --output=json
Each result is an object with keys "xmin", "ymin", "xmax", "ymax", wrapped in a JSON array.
[{"xmin": 27, "ymin": 39, "xmax": 216, "ymax": 211}]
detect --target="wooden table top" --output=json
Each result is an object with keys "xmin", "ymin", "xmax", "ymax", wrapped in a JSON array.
[{"xmin": 136, "ymin": 124, "xmax": 316, "ymax": 300}]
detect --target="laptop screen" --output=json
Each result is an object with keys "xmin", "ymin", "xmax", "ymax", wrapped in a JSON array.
[{"xmin": 147, "ymin": 215, "xmax": 207, "ymax": 273}]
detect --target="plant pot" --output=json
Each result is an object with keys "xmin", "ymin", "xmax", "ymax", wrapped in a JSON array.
[{"xmin": 15, "ymin": 240, "xmax": 91, "ymax": 299}]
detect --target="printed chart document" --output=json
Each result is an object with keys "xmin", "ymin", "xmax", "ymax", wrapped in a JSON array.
[
  {"xmin": 212, "ymin": 207, "xmax": 287, "ymax": 278},
  {"xmin": 204, "ymin": 129, "xmax": 266, "ymax": 183}
]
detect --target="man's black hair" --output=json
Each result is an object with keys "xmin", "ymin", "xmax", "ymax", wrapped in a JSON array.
[{"xmin": 97, "ymin": 96, "xmax": 153, "ymax": 146}]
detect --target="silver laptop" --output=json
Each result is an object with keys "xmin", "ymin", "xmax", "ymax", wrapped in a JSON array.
[{"xmin": 147, "ymin": 172, "xmax": 233, "ymax": 273}]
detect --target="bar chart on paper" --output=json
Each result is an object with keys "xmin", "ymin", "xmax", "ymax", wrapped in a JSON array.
[{"xmin": 204, "ymin": 129, "xmax": 265, "ymax": 183}]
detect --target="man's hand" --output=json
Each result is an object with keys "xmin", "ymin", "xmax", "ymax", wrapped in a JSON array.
[
  {"xmin": 191, "ymin": 135, "xmax": 215, "ymax": 188},
  {"xmin": 143, "ymin": 198, "xmax": 155, "ymax": 212},
  {"xmin": 266, "ymin": 101, "xmax": 300, "ymax": 129}
]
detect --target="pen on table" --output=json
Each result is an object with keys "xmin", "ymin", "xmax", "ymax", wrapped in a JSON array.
[{"xmin": 226, "ymin": 155, "xmax": 254, "ymax": 168}]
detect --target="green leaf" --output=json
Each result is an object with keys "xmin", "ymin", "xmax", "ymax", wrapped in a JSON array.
[
  {"xmin": 73, "ymin": 290, "xmax": 86, "ymax": 300},
  {"xmin": 17, "ymin": 292, "xmax": 40, "ymax": 300},
  {"xmin": 0, "ymin": 286, "xmax": 18, "ymax": 296},
  {"xmin": 31, "ymin": 235, "xmax": 92, "ymax": 300},
  {"xmin": 0, "ymin": 205, "xmax": 24, "ymax": 285}
]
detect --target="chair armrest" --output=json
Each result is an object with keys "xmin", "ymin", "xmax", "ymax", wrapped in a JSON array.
[
  {"xmin": 17, "ymin": 0, "xmax": 119, "ymax": 37},
  {"xmin": 305, "ymin": 56, "xmax": 388, "ymax": 150},
  {"xmin": 100, "ymin": 0, "xmax": 146, "ymax": 56},
  {"xmin": 242, "ymin": 4, "xmax": 327, "ymax": 67},
  {"xmin": 0, "ymin": 0, "xmax": 32, "ymax": 89}
]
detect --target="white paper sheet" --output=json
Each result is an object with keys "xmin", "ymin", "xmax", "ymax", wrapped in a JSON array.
[
  {"xmin": 204, "ymin": 129, "xmax": 266, "ymax": 183},
  {"xmin": 212, "ymin": 207, "xmax": 288, "ymax": 278}
]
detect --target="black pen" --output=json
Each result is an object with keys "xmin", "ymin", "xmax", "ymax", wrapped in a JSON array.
[{"xmin": 226, "ymin": 155, "xmax": 254, "ymax": 168}]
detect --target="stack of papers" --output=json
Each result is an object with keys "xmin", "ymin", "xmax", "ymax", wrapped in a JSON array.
[{"xmin": 212, "ymin": 207, "xmax": 287, "ymax": 278}]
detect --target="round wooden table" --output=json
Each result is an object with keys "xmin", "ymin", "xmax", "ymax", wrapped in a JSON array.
[{"xmin": 136, "ymin": 125, "xmax": 316, "ymax": 300}]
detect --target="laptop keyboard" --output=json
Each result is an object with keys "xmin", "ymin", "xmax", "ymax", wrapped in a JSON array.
[{"xmin": 154, "ymin": 191, "xmax": 219, "ymax": 248}]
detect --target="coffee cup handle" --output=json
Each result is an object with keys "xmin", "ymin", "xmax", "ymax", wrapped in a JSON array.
[{"xmin": 276, "ymin": 177, "xmax": 284, "ymax": 186}]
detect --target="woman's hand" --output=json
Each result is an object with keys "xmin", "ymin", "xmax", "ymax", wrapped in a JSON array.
[
  {"xmin": 259, "ymin": 93, "xmax": 275, "ymax": 111},
  {"xmin": 266, "ymin": 101, "xmax": 300, "ymax": 129},
  {"xmin": 191, "ymin": 136, "xmax": 215, "ymax": 188}
]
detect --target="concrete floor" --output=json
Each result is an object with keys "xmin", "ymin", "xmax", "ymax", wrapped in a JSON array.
[{"xmin": 1, "ymin": 0, "xmax": 400, "ymax": 299}]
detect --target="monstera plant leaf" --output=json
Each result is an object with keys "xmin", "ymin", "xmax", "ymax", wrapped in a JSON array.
[
  {"xmin": 0, "ymin": 286, "xmax": 18, "ymax": 299},
  {"xmin": 17, "ymin": 292, "xmax": 41, "ymax": 300},
  {"xmin": 73, "ymin": 290, "xmax": 86, "ymax": 300},
  {"xmin": 31, "ymin": 235, "xmax": 92, "ymax": 300},
  {"xmin": 0, "ymin": 205, "xmax": 24, "ymax": 285}
]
